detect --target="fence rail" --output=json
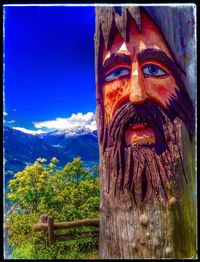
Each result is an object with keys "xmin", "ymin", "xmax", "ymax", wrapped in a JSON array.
[{"xmin": 33, "ymin": 214, "xmax": 100, "ymax": 243}]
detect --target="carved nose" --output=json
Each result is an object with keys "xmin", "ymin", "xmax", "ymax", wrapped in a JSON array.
[{"xmin": 129, "ymin": 66, "xmax": 147, "ymax": 104}]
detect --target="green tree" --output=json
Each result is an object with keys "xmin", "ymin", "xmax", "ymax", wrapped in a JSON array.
[
  {"xmin": 7, "ymin": 157, "xmax": 58, "ymax": 213},
  {"xmin": 39, "ymin": 157, "xmax": 100, "ymax": 221}
]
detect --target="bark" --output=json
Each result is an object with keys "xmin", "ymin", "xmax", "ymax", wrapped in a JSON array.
[{"xmin": 95, "ymin": 5, "xmax": 196, "ymax": 259}]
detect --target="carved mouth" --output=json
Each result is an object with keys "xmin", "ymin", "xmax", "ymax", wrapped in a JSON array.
[
  {"xmin": 128, "ymin": 122, "xmax": 148, "ymax": 130},
  {"xmin": 125, "ymin": 119, "xmax": 155, "ymax": 146}
]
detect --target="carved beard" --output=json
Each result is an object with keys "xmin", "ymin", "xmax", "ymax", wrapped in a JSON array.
[{"xmin": 101, "ymin": 98, "xmax": 193, "ymax": 205}]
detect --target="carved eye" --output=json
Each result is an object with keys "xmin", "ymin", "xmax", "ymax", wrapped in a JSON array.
[
  {"xmin": 142, "ymin": 64, "xmax": 168, "ymax": 77},
  {"xmin": 104, "ymin": 67, "xmax": 130, "ymax": 83}
]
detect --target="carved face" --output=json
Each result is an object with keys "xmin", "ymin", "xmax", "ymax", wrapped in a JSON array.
[
  {"xmin": 97, "ymin": 10, "xmax": 194, "ymax": 204},
  {"xmin": 102, "ymin": 13, "xmax": 179, "ymax": 147}
]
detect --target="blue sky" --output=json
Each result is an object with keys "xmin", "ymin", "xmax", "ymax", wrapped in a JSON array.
[{"xmin": 3, "ymin": 5, "xmax": 96, "ymax": 134}]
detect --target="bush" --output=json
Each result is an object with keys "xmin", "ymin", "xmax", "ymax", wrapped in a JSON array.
[{"xmin": 6, "ymin": 212, "xmax": 39, "ymax": 247}]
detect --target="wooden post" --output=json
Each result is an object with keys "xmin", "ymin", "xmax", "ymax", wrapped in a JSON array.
[
  {"xmin": 47, "ymin": 216, "xmax": 55, "ymax": 243},
  {"xmin": 40, "ymin": 214, "xmax": 48, "ymax": 223},
  {"xmin": 95, "ymin": 5, "xmax": 196, "ymax": 259},
  {"xmin": 39, "ymin": 214, "xmax": 48, "ymax": 236}
]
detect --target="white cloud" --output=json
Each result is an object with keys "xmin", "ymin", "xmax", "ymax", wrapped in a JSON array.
[
  {"xmin": 5, "ymin": 120, "xmax": 15, "ymax": 124},
  {"xmin": 3, "ymin": 111, "xmax": 8, "ymax": 116},
  {"xmin": 13, "ymin": 127, "xmax": 46, "ymax": 135},
  {"xmin": 33, "ymin": 112, "xmax": 97, "ymax": 131}
]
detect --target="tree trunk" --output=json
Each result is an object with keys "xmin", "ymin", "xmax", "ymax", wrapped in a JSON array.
[
  {"xmin": 98, "ymin": 138, "xmax": 196, "ymax": 258},
  {"xmin": 95, "ymin": 5, "xmax": 196, "ymax": 259}
]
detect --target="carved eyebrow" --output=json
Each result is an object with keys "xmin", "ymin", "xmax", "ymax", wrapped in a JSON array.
[
  {"xmin": 137, "ymin": 48, "xmax": 180, "ymax": 73},
  {"xmin": 102, "ymin": 49, "xmax": 183, "ymax": 78},
  {"xmin": 103, "ymin": 53, "xmax": 131, "ymax": 74}
]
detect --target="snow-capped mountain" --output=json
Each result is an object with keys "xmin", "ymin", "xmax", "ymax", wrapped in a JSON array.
[{"xmin": 39, "ymin": 126, "xmax": 97, "ymax": 138}]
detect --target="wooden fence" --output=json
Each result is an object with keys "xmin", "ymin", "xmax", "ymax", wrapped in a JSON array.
[{"xmin": 33, "ymin": 214, "xmax": 100, "ymax": 243}]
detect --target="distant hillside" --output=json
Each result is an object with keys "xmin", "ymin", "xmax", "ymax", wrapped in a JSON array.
[
  {"xmin": 39, "ymin": 127, "xmax": 99, "ymax": 162},
  {"xmin": 4, "ymin": 126, "xmax": 99, "ymax": 184}
]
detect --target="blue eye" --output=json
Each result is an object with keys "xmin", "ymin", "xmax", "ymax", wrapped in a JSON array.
[
  {"xmin": 104, "ymin": 68, "xmax": 130, "ymax": 82},
  {"xmin": 142, "ymin": 64, "xmax": 168, "ymax": 77}
]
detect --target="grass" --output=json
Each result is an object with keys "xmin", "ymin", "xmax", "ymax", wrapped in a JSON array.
[
  {"xmin": 10, "ymin": 239, "xmax": 99, "ymax": 259},
  {"xmin": 85, "ymin": 249, "xmax": 99, "ymax": 259}
]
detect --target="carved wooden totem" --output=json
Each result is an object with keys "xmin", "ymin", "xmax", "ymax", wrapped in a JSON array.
[{"xmin": 95, "ymin": 6, "xmax": 196, "ymax": 258}]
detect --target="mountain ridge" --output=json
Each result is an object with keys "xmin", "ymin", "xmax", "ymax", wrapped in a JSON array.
[
  {"xmin": 38, "ymin": 126, "xmax": 97, "ymax": 138},
  {"xmin": 4, "ymin": 125, "xmax": 99, "ymax": 184}
]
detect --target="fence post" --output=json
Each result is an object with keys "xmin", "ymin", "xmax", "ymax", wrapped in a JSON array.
[
  {"xmin": 40, "ymin": 214, "xmax": 48, "ymax": 236},
  {"xmin": 47, "ymin": 216, "xmax": 55, "ymax": 243},
  {"xmin": 40, "ymin": 214, "xmax": 48, "ymax": 223}
]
